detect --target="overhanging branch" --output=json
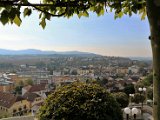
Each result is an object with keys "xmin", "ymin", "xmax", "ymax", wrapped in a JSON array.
[
  {"xmin": 0, "ymin": 1, "xmax": 80, "ymax": 7},
  {"xmin": 32, "ymin": 5, "xmax": 67, "ymax": 17},
  {"xmin": 0, "ymin": 0, "xmax": 91, "ymax": 17}
]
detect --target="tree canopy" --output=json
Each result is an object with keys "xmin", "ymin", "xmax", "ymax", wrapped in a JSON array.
[
  {"xmin": 0, "ymin": 0, "xmax": 146, "ymax": 28},
  {"xmin": 123, "ymin": 83, "xmax": 135, "ymax": 96},
  {"xmin": 38, "ymin": 82, "xmax": 122, "ymax": 120},
  {"xmin": 112, "ymin": 92, "xmax": 129, "ymax": 108}
]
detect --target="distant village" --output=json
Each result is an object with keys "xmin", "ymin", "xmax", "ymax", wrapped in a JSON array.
[{"xmin": 0, "ymin": 55, "xmax": 152, "ymax": 118}]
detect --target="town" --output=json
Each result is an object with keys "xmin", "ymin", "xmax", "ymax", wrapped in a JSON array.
[{"xmin": 0, "ymin": 55, "xmax": 152, "ymax": 119}]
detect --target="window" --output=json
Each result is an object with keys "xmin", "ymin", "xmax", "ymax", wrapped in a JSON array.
[
  {"xmin": 13, "ymin": 109, "xmax": 17, "ymax": 113},
  {"xmin": 24, "ymin": 105, "xmax": 27, "ymax": 109},
  {"xmin": 18, "ymin": 107, "xmax": 22, "ymax": 111}
]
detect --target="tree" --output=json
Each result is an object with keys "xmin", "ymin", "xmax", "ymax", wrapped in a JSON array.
[
  {"xmin": 25, "ymin": 79, "xmax": 33, "ymax": 86},
  {"xmin": 35, "ymin": 62, "xmax": 46, "ymax": 69},
  {"xmin": 147, "ymin": 87, "xmax": 153, "ymax": 100},
  {"xmin": 38, "ymin": 82, "xmax": 122, "ymax": 120},
  {"xmin": 124, "ymin": 84, "xmax": 135, "ymax": 96},
  {"xmin": 14, "ymin": 85, "xmax": 23, "ymax": 95},
  {"xmin": 132, "ymin": 93, "xmax": 145, "ymax": 104},
  {"xmin": 70, "ymin": 69, "xmax": 78, "ymax": 75},
  {"xmin": 135, "ymin": 74, "xmax": 152, "ymax": 91},
  {"xmin": 0, "ymin": 0, "xmax": 160, "ymax": 119},
  {"xmin": 14, "ymin": 80, "xmax": 24, "ymax": 95},
  {"xmin": 18, "ymin": 80, "xmax": 24, "ymax": 87},
  {"xmin": 142, "ymin": 73, "xmax": 153, "ymax": 87},
  {"xmin": 96, "ymin": 77, "xmax": 108, "ymax": 87},
  {"xmin": 112, "ymin": 92, "xmax": 129, "ymax": 108},
  {"xmin": 0, "ymin": 0, "xmax": 146, "ymax": 29}
]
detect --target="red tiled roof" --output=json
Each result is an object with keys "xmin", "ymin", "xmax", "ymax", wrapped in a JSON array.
[
  {"xmin": 23, "ymin": 84, "xmax": 46, "ymax": 93},
  {"xmin": 0, "ymin": 92, "xmax": 25, "ymax": 108},
  {"xmin": 23, "ymin": 92, "xmax": 40, "ymax": 102}
]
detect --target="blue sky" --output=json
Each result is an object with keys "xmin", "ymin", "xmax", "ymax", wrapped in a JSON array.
[{"xmin": 0, "ymin": 10, "xmax": 151, "ymax": 57}]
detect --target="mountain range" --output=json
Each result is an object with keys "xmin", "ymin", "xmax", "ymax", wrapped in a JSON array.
[{"xmin": 0, "ymin": 49, "xmax": 98, "ymax": 56}]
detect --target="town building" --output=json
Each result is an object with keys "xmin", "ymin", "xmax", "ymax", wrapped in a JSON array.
[{"xmin": 0, "ymin": 92, "xmax": 30, "ymax": 117}]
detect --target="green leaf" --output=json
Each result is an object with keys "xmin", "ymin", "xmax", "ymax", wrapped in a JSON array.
[
  {"xmin": 39, "ymin": 12, "xmax": 42, "ymax": 19},
  {"xmin": 0, "ymin": 10, "xmax": 9, "ymax": 25},
  {"xmin": 23, "ymin": 8, "xmax": 32, "ymax": 17},
  {"xmin": 13, "ymin": 15, "xmax": 22, "ymax": 26},
  {"xmin": 90, "ymin": 7, "xmax": 95, "ymax": 11},
  {"xmin": 83, "ymin": 11, "xmax": 89, "ymax": 17},
  {"xmin": 123, "ymin": 7, "xmax": 129, "ymax": 14},
  {"xmin": 114, "ymin": 15, "xmax": 118, "ymax": 19},
  {"xmin": 77, "ymin": 12, "xmax": 83, "ymax": 18},
  {"xmin": 0, "ymin": 17, "xmax": 8, "ymax": 25},
  {"xmin": 97, "ymin": 9, "xmax": 105, "ymax": 16},
  {"xmin": 5, "ymin": 5, "xmax": 12, "ymax": 12},
  {"xmin": 141, "ymin": 12, "xmax": 146, "ymax": 20},
  {"xmin": 118, "ymin": 12, "xmax": 123, "ymax": 18},
  {"xmin": 39, "ymin": 18, "xmax": 46, "ymax": 29},
  {"xmin": 45, "ymin": 14, "xmax": 51, "ymax": 20},
  {"xmin": 141, "ymin": 8, "xmax": 146, "ymax": 20}
]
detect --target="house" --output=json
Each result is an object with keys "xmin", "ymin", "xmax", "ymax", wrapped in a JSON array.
[
  {"xmin": 23, "ymin": 92, "xmax": 43, "ymax": 108},
  {"xmin": 116, "ymin": 67, "xmax": 128, "ymax": 74},
  {"xmin": 31, "ymin": 102, "xmax": 43, "ymax": 116},
  {"xmin": 22, "ymin": 84, "xmax": 48, "ymax": 96},
  {"xmin": 22, "ymin": 86, "xmax": 54, "ymax": 115},
  {"xmin": 0, "ymin": 92, "xmax": 30, "ymax": 117},
  {"xmin": 0, "ymin": 74, "xmax": 14, "ymax": 93},
  {"xmin": 23, "ymin": 92, "xmax": 44, "ymax": 114},
  {"xmin": 0, "ymin": 84, "xmax": 14, "ymax": 93},
  {"xmin": 128, "ymin": 65, "xmax": 139, "ymax": 74}
]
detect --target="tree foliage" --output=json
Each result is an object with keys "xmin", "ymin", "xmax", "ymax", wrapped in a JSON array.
[
  {"xmin": 96, "ymin": 77, "xmax": 108, "ymax": 87},
  {"xmin": 135, "ymin": 73, "xmax": 153, "ymax": 93},
  {"xmin": 38, "ymin": 82, "xmax": 122, "ymax": 120},
  {"xmin": 0, "ymin": 0, "xmax": 146, "ymax": 28},
  {"xmin": 132, "ymin": 93, "xmax": 145, "ymax": 104},
  {"xmin": 124, "ymin": 84, "xmax": 135, "ymax": 96},
  {"xmin": 139, "ymin": 73, "xmax": 153, "ymax": 87},
  {"xmin": 25, "ymin": 79, "xmax": 33, "ymax": 85},
  {"xmin": 147, "ymin": 87, "xmax": 153, "ymax": 100},
  {"xmin": 112, "ymin": 92, "xmax": 129, "ymax": 108}
]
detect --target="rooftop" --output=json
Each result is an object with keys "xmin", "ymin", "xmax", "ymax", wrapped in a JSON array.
[{"xmin": 0, "ymin": 92, "xmax": 24, "ymax": 108}]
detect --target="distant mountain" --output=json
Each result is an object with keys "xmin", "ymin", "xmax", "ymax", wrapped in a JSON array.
[
  {"xmin": 129, "ymin": 57, "xmax": 152, "ymax": 61},
  {"xmin": 0, "ymin": 49, "xmax": 99, "ymax": 56}
]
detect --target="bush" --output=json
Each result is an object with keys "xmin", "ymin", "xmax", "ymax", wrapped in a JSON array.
[
  {"xmin": 132, "ymin": 93, "xmax": 145, "ymax": 104},
  {"xmin": 124, "ymin": 84, "xmax": 135, "ymax": 95},
  {"xmin": 135, "ymin": 73, "xmax": 153, "ymax": 92},
  {"xmin": 147, "ymin": 87, "xmax": 153, "ymax": 100},
  {"xmin": 38, "ymin": 82, "xmax": 122, "ymax": 120},
  {"xmin": 112, "ymin": 92, "xmax": 129, "ymax": 108}
]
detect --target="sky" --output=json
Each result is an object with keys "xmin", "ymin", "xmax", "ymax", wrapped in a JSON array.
[{"xmin": 0, "ymin": 7, "xmax": 151, "ymax": 57}]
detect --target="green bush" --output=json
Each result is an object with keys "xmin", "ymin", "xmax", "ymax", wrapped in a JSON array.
[
  {"xmin": 132, "ymin": 93, "xmax": 145, "ymax": 104},
  {"xmin": 124, "ymin": 84, "xmax": 135, "ymax": 95},
  {"xmin": 38, "ymin": 82, "xmax": 122, "ymax": 120},
  {"xmin": 147, "ymin": 87, "xmax": 153, "ymax": 100},
  {"xmin": 112, "ymin": 92, "xmax": 129, "ymax": 108}
]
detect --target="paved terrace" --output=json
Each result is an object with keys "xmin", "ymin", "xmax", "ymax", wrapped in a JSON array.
[{"xmin": 0, "ymin": 115, "xmax": 36, "ymax": 120}]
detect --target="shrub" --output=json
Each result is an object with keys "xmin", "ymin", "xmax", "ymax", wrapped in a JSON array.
[
  {"xmin": 132, "ymin": 93, "xmax": 145, "ymax": 104},
  {"xmin": 38, "ymin": 82, "xmax": 122, "ymax": 120},
  {"xmin": 112, "ymin": 92, "xmax": 129, "ymax": 108}
]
